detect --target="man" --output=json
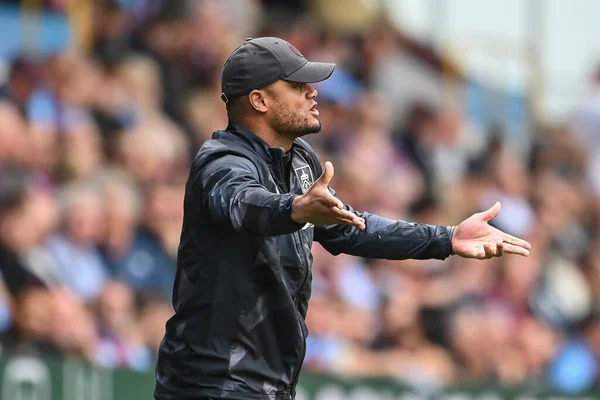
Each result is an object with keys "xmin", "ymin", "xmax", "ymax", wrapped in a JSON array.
[{"xmin": 154, "ymin": 37, "xmax": 531, "ymax": 400}]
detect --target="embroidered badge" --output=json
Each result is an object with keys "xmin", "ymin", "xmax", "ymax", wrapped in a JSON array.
[
  {"xmin": 294, "ymin": 165, "xmax": 314, "ymax": 193},
  {"xmin": 288, "ymin": 43, "xmax": 304, "ymax": 57}
]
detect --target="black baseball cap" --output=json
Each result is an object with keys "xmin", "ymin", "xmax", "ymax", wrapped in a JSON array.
[{"xmin": 220, "ymin": 37, "xmax": 335, "ymax": 103}]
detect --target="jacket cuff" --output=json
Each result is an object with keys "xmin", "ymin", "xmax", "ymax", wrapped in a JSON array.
[
  {"xmin": 281, "ymin": 194, "xmax": 306, "ymax": 232},
  {"xmin": 446, "ymin": 225, "xmax": 456, "ymax": 255}
]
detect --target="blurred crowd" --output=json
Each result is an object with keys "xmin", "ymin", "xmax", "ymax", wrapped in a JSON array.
[{"xmin": 2, "ymin": 0, "xmax": 600, "ymax": 395}]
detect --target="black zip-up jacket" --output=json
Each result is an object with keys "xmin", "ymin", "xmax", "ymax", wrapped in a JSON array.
[{"xmin": 154, "ymin": 124, "xmax": 454, "ymax": 400}]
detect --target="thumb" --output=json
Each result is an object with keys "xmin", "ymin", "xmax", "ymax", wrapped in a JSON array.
[
  {"xmin": 318, "ymin": 161, "xmax": 334, "ymax": 186},
  {"xmin": 481, "ymin": 202, "xmax": 501, "ymax": 222}
]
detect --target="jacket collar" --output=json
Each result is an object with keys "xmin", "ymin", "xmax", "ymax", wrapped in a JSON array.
[{"xmin": 222, "ymin": 122, "xmax": 293, "ymax": 164}]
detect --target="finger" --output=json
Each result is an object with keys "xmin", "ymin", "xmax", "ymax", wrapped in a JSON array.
[
  {"xmin": 482, "ymin": 242, "xmax": 494, "ymax": 259},
  {"xmin": 335, "ymin": 217, "xmax": 366, "ymax": 229},
  {"xmin": 481, "ymin": 243, "xmax": 490, "ymax": 260},
  {"xmin": 333, "ymin": 207, "xmax": 363, "ymax": 223},
  {"xmin": 499, "ymin": 231, "xmax": 532, "ymax": 250},
  {"xmin": 318, "ymin": 161, "xmax": 335, "ymax": 186},
  {"xmin": 496, "ymin": 241, "xmax": 504, "ymax": 257},
  {"xmin": 326, "ymin": 196, "xmax": 345, "ymax": 210},
  {"xmin": 480, "ymin": 202, "xmax": 501, "ymax": 222},
  {"xmin": 334, "ymin": 217, "xmax": 356, "ymax": 225},
  {"xmin": 332, "ymin": 208, "xmax": 365, "ymax": 229},
  {"xmin": 501, "ymin": 243, "xmax": 530, "ymax": 257},
  {"xmin": 352, "ymin": 217, "xmax": 366, "ymax": 230},
  {"xmin": 331, "ymin": 212, "xmax": 365, "ymax": 227}
]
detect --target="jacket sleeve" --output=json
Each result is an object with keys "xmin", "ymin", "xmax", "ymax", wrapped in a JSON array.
[
  {"xmin": 313, "ymin": 188, "xmax": 454, "ymax": 260},
  {"xmin": 196, "ymin": 155, "xmax": 304, "ymax": 236}
]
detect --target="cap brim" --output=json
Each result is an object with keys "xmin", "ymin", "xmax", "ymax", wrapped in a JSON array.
[{"xmin": 283, "ymin": 61, "xmax": 335, "ymax": 83}]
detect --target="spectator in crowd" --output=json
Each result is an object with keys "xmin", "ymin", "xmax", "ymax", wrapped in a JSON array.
[
  {"xmin": 0, "ymin": 287, "xmax": 59, "ymax": 358},
  {"xmin": 94, "ymin": 281, "xmax": 152, "ymax": 371},
  {"xmin": 44, "ymin": 181, "xmax": 109, "ymax": 302},
  {"xmin": 50, "ymin": 288, "xmax": 99, "ymax": 363}
]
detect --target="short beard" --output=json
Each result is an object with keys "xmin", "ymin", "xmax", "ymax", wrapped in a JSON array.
[{"xmin": 271, "ymin": 103, "xmax": 321, "ymax": 138}]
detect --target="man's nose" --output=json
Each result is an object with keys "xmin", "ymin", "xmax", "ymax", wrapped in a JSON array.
[{"xmin": 306, "ymin": 83, "xmax": 318, "ymax": 99}]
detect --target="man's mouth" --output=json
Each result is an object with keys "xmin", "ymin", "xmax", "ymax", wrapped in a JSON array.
[{"xmin": 310, "ymin": 104, "xmax": 319, "ymax": 116}]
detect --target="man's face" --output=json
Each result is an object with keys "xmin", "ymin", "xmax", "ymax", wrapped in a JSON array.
[{"xmin": 265, "ymin": 80, "xmax": 321, "ymax": 138}]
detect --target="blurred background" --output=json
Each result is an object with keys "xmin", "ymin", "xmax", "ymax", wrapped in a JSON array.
[{"xmin": 1, "ymin": 0, "xmax": 600, "ymax": 398}]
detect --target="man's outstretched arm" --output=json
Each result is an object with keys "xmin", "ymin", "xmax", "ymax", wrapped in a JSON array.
[
  {"xmin": 314, "ymin": 187, "xmax": 531, "ymax": 260},
  {"xmin": 314, "ymin": 200, "xmax": 455, "ymax": 260}
]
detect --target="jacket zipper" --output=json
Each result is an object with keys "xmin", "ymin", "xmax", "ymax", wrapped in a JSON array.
[
  {"xmin": 290, "ymin": 231, "xmax": 309, "ymax": 392},
  {"xmin": 276, "ymin": 156, "xmax": 289, "ymax": 192},
  {"xmin": 271, "ymin": 154, "xmax": 309, "ymax": 392}
]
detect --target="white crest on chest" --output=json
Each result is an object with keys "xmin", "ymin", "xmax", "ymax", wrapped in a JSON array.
[{"xmin": 294, "ymin": 165, "xmax": 314, "ymax": 194}]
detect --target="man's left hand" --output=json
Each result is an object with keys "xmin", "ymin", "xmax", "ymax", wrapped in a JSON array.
[{"xmin": 451, "ymin": 202, "xmax": 532, "ymax": 259}]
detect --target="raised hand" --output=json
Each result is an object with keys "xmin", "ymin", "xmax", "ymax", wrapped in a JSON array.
[
  {"xmin": 451, "ymin": 202, "xmax": 531, "ymax": 259},
  {"xmin": 291, "ymin": 161, "xmax": 366, "ymax": 229}
]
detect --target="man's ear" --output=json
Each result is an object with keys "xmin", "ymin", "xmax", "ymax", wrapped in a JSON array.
[{"xmin": 249, "ymin": 89, "xmax": 269, "ymax": 113}]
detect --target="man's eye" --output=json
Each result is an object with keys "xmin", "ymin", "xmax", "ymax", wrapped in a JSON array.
[{"xmin": 295, "ymin": 83, "xmax": 305, "ymax": 90}]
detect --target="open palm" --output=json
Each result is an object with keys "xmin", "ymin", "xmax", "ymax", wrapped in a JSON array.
[{"xmin": 452, "ymin": 202, "xmax": 531, "ymax": 259}]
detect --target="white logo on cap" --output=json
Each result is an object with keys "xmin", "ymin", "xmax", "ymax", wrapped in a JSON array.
[{"xmin": 288, "ymin": 43, "xmax": 304, "ymax": 57}]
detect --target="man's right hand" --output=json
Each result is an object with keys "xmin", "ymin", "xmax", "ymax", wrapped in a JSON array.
[{"xmin": 291, "ymin": 161, "xmax": 366, "ymax": 229}]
